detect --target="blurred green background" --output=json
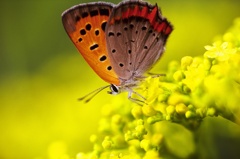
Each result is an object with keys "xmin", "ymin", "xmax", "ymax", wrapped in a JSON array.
[{"xmin": 0, "ymin": 0, "xmax": 239, "ymax": 159}]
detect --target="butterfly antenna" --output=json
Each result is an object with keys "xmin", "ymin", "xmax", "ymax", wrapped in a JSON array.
[{"xmin": 78, "ymin": 85, "xmax": 109, "ymax": 103}]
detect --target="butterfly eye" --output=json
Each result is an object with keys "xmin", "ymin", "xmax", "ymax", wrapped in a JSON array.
[{"xmin": 110, "ymin": 84, "xmax": 119, "ymax": 94}]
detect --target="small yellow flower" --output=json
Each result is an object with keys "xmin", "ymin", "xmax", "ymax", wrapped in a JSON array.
[
  {"xmin": 102, "ymin": 136, "xmax": 113, "ymax": 150},
  {"xmin": 204, "ymin": 41, "xmax": 236, "ymax": 61},
  {"xmin": 140, "ymin": 139, "xmax": 151, "ymax": 151}
]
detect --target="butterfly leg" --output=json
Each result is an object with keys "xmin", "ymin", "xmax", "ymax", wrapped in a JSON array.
[
  {"xmin": 127, "ymin": 90, "xmax": 147, "ymax": 105},
  {"xmin": 134, "ymin": 73, "xmax": 165, "ymax": 82},
  {"xmin": 147, "ymin": 72, "xmax": 166, "ymax": 78}
]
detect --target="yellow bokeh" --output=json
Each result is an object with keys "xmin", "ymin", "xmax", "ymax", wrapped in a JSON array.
[{"xmin": 0, "ymin": 0, "xmax": 240, "ymax": 159}]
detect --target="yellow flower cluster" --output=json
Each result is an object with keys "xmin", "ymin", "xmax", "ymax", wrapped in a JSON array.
[{"xmin": 76, "ymin": 18, "xmax": 240, "ymax": 159}]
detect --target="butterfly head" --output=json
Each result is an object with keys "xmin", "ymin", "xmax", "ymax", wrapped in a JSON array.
[{"xmin": 108, "ymin": 84, "xmax": 121, "ymax": 95}]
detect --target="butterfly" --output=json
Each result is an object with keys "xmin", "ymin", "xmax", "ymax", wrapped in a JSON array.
[{"xmin": 62, "ymin": 0, "xmax": 173, "ymax": 103}]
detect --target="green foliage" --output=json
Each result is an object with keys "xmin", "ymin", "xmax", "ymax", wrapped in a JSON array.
[{"xmin": 73, "ymin": 18, "xmax": 240, "ymax": 159}]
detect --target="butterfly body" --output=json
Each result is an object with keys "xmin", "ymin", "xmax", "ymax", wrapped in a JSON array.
[{"xmin": 62, "ymin": 0, "xmax": 173, "ymax": 101}]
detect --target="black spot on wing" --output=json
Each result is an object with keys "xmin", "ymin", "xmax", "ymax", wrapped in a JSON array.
[
  {"xmin": 107, "ymin": 66, "xmax": 112, "ymax": 70},
  {"xmin": 90, "ymin": 44, "xmax": 99, "ymax": 50},
  {"xmin": 117, "ymin": 32, "xmax": 121, "ymax": 36},
  {"xmin": 99, "ymin": 55, "xmax": 107, "ymax": 61},
  {"xmin": 75, "ymin": 16, "xmax": 80, "ymax": 22},
  {"xmin": 80, "ymin": 29, "xmax": 86, "ymax": 35},
  {"xmin": 119, "ymin": 63, "xmax": 124, "ymax": 67},
  {"xmin": 101, "ymin": 21, "xmax": 107, "ymax": 31},
  {"xmin": 142, "ymin": 26, "xmax": 147, "ymax": 30},
  {"xmin": 90, "ymin": 10, "xmax": 98, "ymax": 17},
  {"xmin": 100, "ymin": 9, "xmax": 110, "ymax": 16},
  {"xmin": 95, "ymin": 30, "xmax": 99, "ymax": 36},
  {"xmin": 129, "ymin": 24, "xmax": 134, "ymax": 29},
  {"xmin": 85, "ymin": 24, "xmax": 91, "ymax": 31},
  {"xmin": 108, "ymin": 32, "xmax": 114, "ymax": 37},
  {"xmin": 111, "ymin": 49, "xmax": 116, "ymax": 53},
  {"xmin": 82, "ymin": 12, "xmax": 88, "ymax": 18}
]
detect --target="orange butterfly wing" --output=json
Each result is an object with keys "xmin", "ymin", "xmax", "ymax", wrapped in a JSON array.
[{"xmin": 62, "ymin": 2, "xmax": 120, "ymax": 85}]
